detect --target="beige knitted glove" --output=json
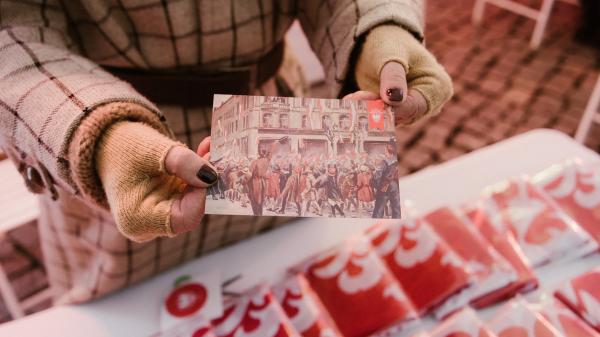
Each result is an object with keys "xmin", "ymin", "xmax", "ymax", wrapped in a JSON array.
[
  {"xmin": 96, "ymin": 121, "xmax": 217, "ymax": 242},
  {"xmin": 351, "ymin": 24, "xmax": 453, "ymax": 125}
]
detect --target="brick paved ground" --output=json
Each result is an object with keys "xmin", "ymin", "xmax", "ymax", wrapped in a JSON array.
[
  {"xmin": 400, "ymin": 0, "xmax": 600, "ymax": 174},
  {"xmin": 0, "ymin": 0, "xmax": 599, "ymax": 324}
]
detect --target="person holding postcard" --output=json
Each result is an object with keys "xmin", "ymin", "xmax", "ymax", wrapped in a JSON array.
[{"xmin": 0, "ymin": 0, "xmax": 452, "ymax": 304}]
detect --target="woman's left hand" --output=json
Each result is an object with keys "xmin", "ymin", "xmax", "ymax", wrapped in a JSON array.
[{"xmin": 345, "ymin": 25, "xmax": 454, "ymax": 126}]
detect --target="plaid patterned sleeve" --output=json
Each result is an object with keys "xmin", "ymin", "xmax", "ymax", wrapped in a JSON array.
[
  {"xmin": 0, "ymin": 1, "xmax": 164, "ymax": 198},
  {"xmin": 296, "ymin": 0, "xmax": 424, "ymax": 96}
]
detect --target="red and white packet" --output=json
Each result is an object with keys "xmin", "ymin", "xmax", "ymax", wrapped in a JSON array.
[
  {"xmin": 423, "ymin": 207, "xmax": 516, "ymax": 317},
  {"xmin": 161, "ymin": 272, "xmax": 223, "ymax": 333},
  {"xmin": 483, "ymin": 177, "xmax": 597, "ymax": 267},
  {"xmin": 554, "ymin": 267, "xmax": 600, "ymax": 332},
  {"xmin": 211, "ymin": 284, "xmax": 300, "ymax": 337},
  {"xmin": 295, "ymin": 236, "xmax": 418, "ymax": 337},
  {"xmin": 529, "ymin": 294, "xmax": 600, "ymax": 337},
  {"xmin": 365, "ymin": 216, "xmax": 472, "ymax": 316},
  {"xmin": 429, "ymin": 307, "xmax": 497, "ymax": 337},
  {"xmin": 463, "ymin": 200, "xmax": 538, "ymax": 303},
  {"xmin": 532, "ymin": 158, "xmax": 600, "ymax": 246},
  {"xmin": 272, "ymin": 274, "xmax": 343, "ymax": 337},
  {"xmin": 488, "ymin": 298, "xmax": 564, "ymax": 337}
]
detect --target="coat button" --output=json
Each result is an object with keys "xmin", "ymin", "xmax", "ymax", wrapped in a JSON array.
[{"xmin": 24, "ymin": 165, "xmax": 45, "ymax": 194}]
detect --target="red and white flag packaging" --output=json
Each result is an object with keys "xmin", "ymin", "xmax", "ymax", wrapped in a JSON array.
[
  {"xmin": 429, "ymin": 307, "xmax": 497, "ymax": 337},
  {"xmin": 463, "ymin": 201, "xmax": 538, "ymax": 301},
  {"xmin": 488, "ymin": 298, "xmax": 564, "ymax": 337},
  {"xmin": 423, "ymin": 208, "xmax": 516, "ymax": 316},
  {"xmin": 365, "ymin": 217, "xmax": 472, "ymax": 316},
  {"xmin": 272, "ymin": 274, "xmax": 343, "ymax": 337},
  {"xmin": 530, "ymin": 294, "xmax": 600, "ymax": 337},
  {"xmin": 483, "ymin": 177, "xmax": 597, "ymax": 267},
  {"xmin": 533, "ymin": 158, "xmax": 600, "ymax": 245},
  {"xmin": 211, "ymin": 285, "xmax": 300, "ymax": 337},
  {"xmin": 555, "ymin": 267, "xmax": 600, "ymax": 332},
  {"xmin": 297, "ymin": 236, "xmax": 418, "ymax": 337},
  {"xmin": 161, "ymin": 272, "xmax": 223, "ymax": 333}
]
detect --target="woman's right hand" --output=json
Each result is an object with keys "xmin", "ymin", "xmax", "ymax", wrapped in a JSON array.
[{"xmin": 96, "ymin": 121, "xmax": 217, "ymax": 242}]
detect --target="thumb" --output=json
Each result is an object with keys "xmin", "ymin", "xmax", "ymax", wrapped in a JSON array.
[
  {"xmin": 164, "ymin": 146, "xmax": 218, "ymax": 188},
  {"xmin": 379, "ymin": 61, "xmax": 408, "ymax": 106},
  {"xmin": 170, "ymin": 185, "xmax": 206, "ymax": 235}
]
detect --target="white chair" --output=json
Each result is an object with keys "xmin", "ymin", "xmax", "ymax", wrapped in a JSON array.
[
  {"xmin": 0, "ymin": 159, "xmax": 47, "ymax": 319},
  {"xmin": 575, "ymin": 75, "xmax": 600, "ymax": 143},
  {"xmin": 472, "ymin": 0, "xmax": 579, "ymax": 49}
]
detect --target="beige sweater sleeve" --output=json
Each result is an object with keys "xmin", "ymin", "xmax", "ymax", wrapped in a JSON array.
[
  {"xmin": 69, "ymin": 102, "xmax": 171, "ymax": 207},
  {"xmin": 355, "ymin": 24, "xmax": 454, "ymax": 117}
]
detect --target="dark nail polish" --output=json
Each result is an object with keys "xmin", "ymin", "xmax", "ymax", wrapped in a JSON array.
[
  {"xmin": 386, "ymin": 88, "xmax": 404, "ymax": 101},
  {"xmin": 196, "ymin": 165, "xmax": 218, "ymax": 185}
]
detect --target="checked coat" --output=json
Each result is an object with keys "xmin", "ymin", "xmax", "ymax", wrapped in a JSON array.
[{"xmin": 0, "ymin": 0, "xmax": 424, "ymax": 305}]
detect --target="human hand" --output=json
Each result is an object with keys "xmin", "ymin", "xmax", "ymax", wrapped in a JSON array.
[
  {"xmin": 96, "ymin": 122, "xmax": 217, "ymax": 242},
  {"xmin": 345, "ymin": 25, "xmax": 453, "ymax": 126},
  {"xmin": 165, "ymin": 136, "xmax": 215, "ymax": 235}
]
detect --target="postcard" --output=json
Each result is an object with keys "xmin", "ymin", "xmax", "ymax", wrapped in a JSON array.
[{"xmin": 206, "ymin": 95, "xmax": 401, "ymax": 219}]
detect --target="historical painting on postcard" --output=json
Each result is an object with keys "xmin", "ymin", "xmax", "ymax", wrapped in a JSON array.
[{"xmin": 206, "ymin": 95, "xmax": 401, "ymax": 219}]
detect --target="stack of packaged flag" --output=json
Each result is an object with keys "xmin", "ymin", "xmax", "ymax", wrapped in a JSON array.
[{"xmin": 155, "ymin": 157, "xmax": 600, "ymax": 337}]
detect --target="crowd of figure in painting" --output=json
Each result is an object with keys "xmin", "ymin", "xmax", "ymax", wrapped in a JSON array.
[{"xmin": 208, "ymin": 139, "xmax": 401, "ymax": 219}]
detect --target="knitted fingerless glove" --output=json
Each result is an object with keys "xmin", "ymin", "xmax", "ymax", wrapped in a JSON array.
[
  {"xmin": 355, "ymin": 24, "xmax": 453, "ymax": 117},
  {"xmin": 96, "ymin": 121, "xmax": 186, "ymax": 242}
]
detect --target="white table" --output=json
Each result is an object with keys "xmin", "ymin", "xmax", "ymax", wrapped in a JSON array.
[{"xmin": 2, "ymin": 129, "xmax": 600, "ymax": 337}]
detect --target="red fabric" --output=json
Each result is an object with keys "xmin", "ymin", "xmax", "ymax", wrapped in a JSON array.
[
  {"xmin": 267, "ymin": 171, "xmax": 281, "ymax": 198},
  {"xmin": 299, "ymin": 236, "xmax": 417, "ymax": 337},
  {"xmin": 367, "ymin": 100, "xmax": 386, "ymax": 130},
  {"xmin": 485, "ymin": 178, "xmax": 595, "ymax": 267},
  {"xmin": 464, "ymin": 203, "xmax": 538, "ymax": 305},
  {"xmin": 211, "ymin": 285, "xmax": 299, "ymax": 337},
  {"xmin": 423, "ymin": 208, "xmax": 516, "ymax": 312},
  {"xmin": 533, "ymin": 296, "xmax": 600, "ymax": 337},
  {"xmin": 273, "ymin": 274, "xmax": 342, "ymax": 337},
  {"xmin": 533, "ymin": 158, "xmax": 600, "ymax": 246},
  {"xmin": 488, "ymin": 299, "xmax": 563, "ymax": 337},
  {"xmin": 555, "ymin": 268, "xmax": 600, "ymax": 332},
  {"xmin": 429, "ymin": 308, "xmax": 497, "ymax": 337},
  {"xmin": 365, "ymin": 219, "xmax": 471, "ymax": 316},
  {"xmin": 357, "ymin": 172, "xmax": 375, "ymax": 202}
]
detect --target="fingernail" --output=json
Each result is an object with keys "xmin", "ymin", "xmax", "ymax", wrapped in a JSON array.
[
  {"xmin": 386, "ymin": 88, "xmax": 404, "ymax": 101},
  {"xmin": 196, "ymin": 165, "xmax": 218, "ymax": 185}
]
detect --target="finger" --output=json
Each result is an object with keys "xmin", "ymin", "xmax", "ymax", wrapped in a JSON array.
[
  {"xmin": 202, "ymin": 152, "xmax": 210, "ymax": 161},
  {"xmin": 379, "ymin": 61, "xmax": 408, "ymax": 106},
  {"xmin": 405, "ymin": 59, "xmax": 454, "ymax": 118},
  {"xmin": 343, "ymin": 91, "xmax": 380, "ymax": 101},
  {"xmin": 391, "ymin": 89, "xmax": 428, "ymax": 126},
  {"xmin": 165, "ymin": 146, "xmax": 218, "ymax": 188},
  {"xmin": 196, "ymin": 137, "xmax": 211, "ymax": 157},
  {"xmin": 170, "ymin": 187, "xmax": 206, "ymax": 235}
]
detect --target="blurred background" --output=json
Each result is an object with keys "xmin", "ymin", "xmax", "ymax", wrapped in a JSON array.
[{"xmin": 0, "ymin": 0, "xmax": 598, "ymax": 323}]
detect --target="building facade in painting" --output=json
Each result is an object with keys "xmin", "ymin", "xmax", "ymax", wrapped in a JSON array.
[{"xmin": 211, "ymin": 95, "xmax": 395, "ymax": 161}]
